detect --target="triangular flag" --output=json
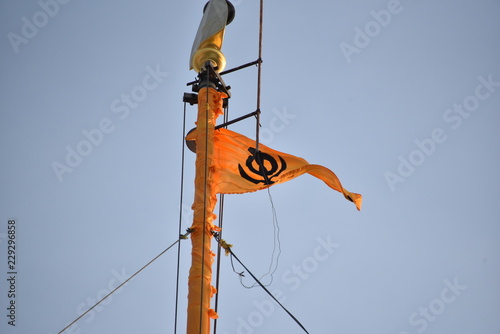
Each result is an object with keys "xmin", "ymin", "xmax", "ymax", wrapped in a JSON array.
[{"xmin": 187, "ymin": 128, "xmax": 362, "ymax": 210}]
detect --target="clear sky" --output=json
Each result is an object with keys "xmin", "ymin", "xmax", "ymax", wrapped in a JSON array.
[{"xmin": 1, "ymin": 0, "xmax": 499, "ymax": 333}]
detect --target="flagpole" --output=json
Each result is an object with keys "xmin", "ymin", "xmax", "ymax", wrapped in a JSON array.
[
  {"xmin": 186, "ymin": 74, "xmax": 223, "ymax": 334},
  {"xmin": 186, "ymin": 2, "xmax": 234, "ymax": 333}
]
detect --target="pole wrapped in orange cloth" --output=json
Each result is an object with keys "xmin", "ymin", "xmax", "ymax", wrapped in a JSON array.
[
  {"xmin": 187, "ymin": 128, "xmax": 362, "ymax": 211},
  {"xmin": 186, "ymin": 86, "xmax": 226, "ymax": 334}
]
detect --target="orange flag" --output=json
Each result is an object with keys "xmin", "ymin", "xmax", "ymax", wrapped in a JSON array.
[{"xmin": 187, "ymin": 128, "xmax": 362, "ymax": 210}]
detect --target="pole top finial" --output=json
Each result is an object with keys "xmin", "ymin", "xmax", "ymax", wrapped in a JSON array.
[{"xmin": 190, "ymin": 0, "xmax": 235, "ymax": 73}]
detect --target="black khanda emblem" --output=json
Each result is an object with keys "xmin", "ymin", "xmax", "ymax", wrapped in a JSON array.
[{"xmin": 238, "ymin": 147, "xmax": 287, "ymax": 185}]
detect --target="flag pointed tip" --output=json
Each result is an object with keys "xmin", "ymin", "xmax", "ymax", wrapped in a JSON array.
[
  {"xmin": 343, "ymin": 191, "xmax": 362, "ymax": 211},
  {"xmin": 354, "ymin": 194, "xmax": 363, "ymax": 211}
]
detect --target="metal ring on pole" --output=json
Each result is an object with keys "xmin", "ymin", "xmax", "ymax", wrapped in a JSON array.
[{"xmin": 192, "ymin": 48, "xmax": 227, "ymax": 73}]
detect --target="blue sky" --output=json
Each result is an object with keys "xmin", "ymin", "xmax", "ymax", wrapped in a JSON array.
[{"xmin": 1, "ymin": 0, "xmax": 500, "ymax": 333}]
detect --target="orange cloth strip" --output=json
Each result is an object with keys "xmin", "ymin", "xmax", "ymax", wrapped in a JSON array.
[{"xmin": 186, "ymin": 87, "xmax": 226, "ymax": 334}]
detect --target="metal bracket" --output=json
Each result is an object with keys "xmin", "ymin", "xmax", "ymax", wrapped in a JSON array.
[
  {"xmin": 192, "ymin": 61, "xmax": 231, "ymax": 98},
  {"xmin": 183, "ymin": 93, "xmax": 198, "ymax": 105}
]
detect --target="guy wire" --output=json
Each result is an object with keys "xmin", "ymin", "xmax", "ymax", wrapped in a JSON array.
[
  {"xmin": 174, "ymin": 101, "xmax": 188, "ymax": 334},
  {"xmin": 57, "ymin": 235, "xmax": 190, "ymax": 334}
]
